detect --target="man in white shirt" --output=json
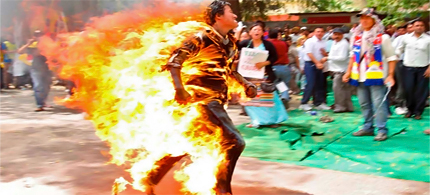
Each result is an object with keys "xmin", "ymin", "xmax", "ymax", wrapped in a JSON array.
[
  {"xmin": 343, "ymin": 8, "xmax": 397, "ymax": 141},
  {"xmin": 299, "ymin": 27, "xmax": 330, "ymax": 111},
  {"xmin": 321, "ymin": 28, "xmax": 353, "ymax": 113},
  {"xmin": 396, "ymin": 19, "xmax": 430, "ymax": 120}
]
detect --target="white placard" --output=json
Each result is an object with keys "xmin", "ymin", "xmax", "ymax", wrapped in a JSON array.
[
  {"xmin": 237, "ymin": 48, "xmax": 269, "ymax": 79},
  {"xmin": 276, "ymin": 81, "xmax": 289, "ymax": 93}
]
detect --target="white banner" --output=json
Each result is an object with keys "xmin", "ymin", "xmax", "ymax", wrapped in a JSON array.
[{"xmin": 237, "ymin": 48, "xmax": 269, "ymax": 79}]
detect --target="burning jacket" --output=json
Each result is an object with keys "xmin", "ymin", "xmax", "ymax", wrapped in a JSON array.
[{"xmin": 162, "ymin": 27, "xmax": 250, "ymax": 104}]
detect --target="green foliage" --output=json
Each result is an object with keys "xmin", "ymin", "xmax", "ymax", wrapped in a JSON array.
[
  {"xmin": 302, "ymin": 0, "xmax": 354, "ymax": 12},
  {"xmin": 367, "ymin": 0, "xmax": 428, "ymax": 25},
  {"xmin": 240, "ymin": 0, "xmax": 282, "ymax": 21}
]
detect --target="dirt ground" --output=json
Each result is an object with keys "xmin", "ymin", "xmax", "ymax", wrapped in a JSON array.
[{"xmin": 1, "ymin": 87, "xmax": 428, "ymax": 195}]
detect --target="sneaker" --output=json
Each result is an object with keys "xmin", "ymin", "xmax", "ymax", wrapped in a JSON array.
[
  {"xmin": 374, "ymin": 132, "xmax": 388, "ymax": 141},
  {"xmin": 316, "ymin": 103, "xmax": 331, "ymax": 110},
  {"xmin": 299, "ymin": 104, "xmax": 312, "ymax": 111},
  {"xmin": 394, "ymin": 107, "xmax": 408, "ymax": 115}
]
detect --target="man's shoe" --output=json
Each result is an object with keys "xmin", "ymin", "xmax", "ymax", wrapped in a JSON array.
[
  {"xmin": 414, "ymin": 115, "xmax": 422, "ymax": 120},
  {"xmin": 353, "ymin": 130, "xmax": 375, "ymax": 136},
  {"xmin": 299, "ymin": 104, "xmax": 313, "ymax": 111},
  {"xmin": 239, "ymin": 112, "xmax": 248, "ymax": 116},
  {"xmin": 395, "ymin": 107, "xmax": 408, "ymax": 115},
  {"xmin": 316, "ymin": 103, "xmax": 331, "ymax": 110},
  {"xmin": 34, "ymin": 107, "xmax": 44, "ymax": 112},
  {"xmin": 374, "ymin": 133, "xmax": 388, "ymax": 141},
  {"xmin": 333, "ymin": 109, "xmax": 347, "ymax": 113},
  {"xmin": 404, "ymin": 112, "xmax": 413, "ymax": 118}
]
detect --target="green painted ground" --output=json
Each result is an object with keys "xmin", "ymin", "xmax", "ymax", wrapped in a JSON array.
[{"xmin": 237, "ymin": 95, "xmax": 430, "ymax": 182}]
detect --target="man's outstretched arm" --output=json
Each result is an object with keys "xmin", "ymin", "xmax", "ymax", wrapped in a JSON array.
[{"xmin": 229, "ymin": 70, "xmax": 257, "ymax": 98}]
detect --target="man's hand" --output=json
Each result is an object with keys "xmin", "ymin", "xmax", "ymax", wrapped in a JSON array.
[
  {"xmin": 245, "ymin": 84, "xmax": 257, "ymax": 98},
  {"xmin": 342, "ymin": 72, "xmax": 351, "ymax": 83},
  {"xmin": 27, "ymin": 38, "xmax": 36, "ymax": 45},
  {"xmin": 316, "ymin": 63, "xmax": 324, "ymax": 69},
  {"xmin": 424, "ymin": 66, "xmax": 430, "ymax": 78},
  {"xmin": 321, "ymin": 57, "xmax": 328, "ymax": 63},
  {"xmin": 174, "ymin": 88, "xmax": 191, "ymax": 105},
  {"xmin": 384, "ymin": 76, "xmax": 395, "ymax": 87},
  {"xmin": 255, "ymin": 62, "xmax": 266, "ymax": 70},
  {"xmin": 320, "ymin": 48, "xmax": 328, "ymax": 57}
]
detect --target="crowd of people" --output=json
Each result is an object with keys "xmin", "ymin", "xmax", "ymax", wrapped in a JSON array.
[
  {"xmin": 232, "ymin": 8, "xmax": 430, "ymax": 140},
  {"xmin": 1, "ymin": 6, "xmax": 429, "ymax": 140}
]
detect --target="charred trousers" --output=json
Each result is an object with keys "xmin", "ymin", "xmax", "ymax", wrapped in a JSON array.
[{"xmin": 145, "ymin": 100, "xmax": 245, "ymax": 194}]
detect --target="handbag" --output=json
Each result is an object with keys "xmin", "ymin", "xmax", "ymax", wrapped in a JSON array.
[{"xmin": 260, "ymin": 81, "xmax": 276, "ymax": 93}]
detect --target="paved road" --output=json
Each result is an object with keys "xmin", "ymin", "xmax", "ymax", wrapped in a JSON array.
[{"xmin": 1, "ymin": 87, "xmax": 428, "ymax": 195}]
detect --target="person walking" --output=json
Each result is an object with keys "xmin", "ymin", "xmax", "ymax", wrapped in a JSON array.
[{"xmin": 17, "ymin": 30, "xmax": 52, "ymax": 111}]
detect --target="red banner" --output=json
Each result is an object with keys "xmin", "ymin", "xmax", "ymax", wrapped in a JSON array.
[{"xmin": 306, "ymin": 16, "xmax": 351, "ymax": 24}]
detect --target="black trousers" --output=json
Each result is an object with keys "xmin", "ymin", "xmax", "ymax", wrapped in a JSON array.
[
  {"xmin": 403, "ymin": 65, "xmax": 429, "ymax": 115},
  {"xmin": 144, "ymin": 100, "xmax": 245, "ymax": 194}
]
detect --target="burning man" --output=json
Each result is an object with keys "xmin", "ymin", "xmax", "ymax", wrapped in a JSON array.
[{"xmin": 143, "ymin": 1, "xmax": 257, "ymax": 194}]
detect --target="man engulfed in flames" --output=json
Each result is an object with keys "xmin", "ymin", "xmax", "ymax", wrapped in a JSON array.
[
  {"xmin": 145, "ymin": 1, "xmax": 257, "ymax": 194},
  {"xmin": 39, "ymin": 0, "xmax": 256, "ymax": 194}
]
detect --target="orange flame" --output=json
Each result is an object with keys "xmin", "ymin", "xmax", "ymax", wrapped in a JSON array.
[{"xmin": 38, "ymin": 1, "xmax": 245, "ymax": 194}]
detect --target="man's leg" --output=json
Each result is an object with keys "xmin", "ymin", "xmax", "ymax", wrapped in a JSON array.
[
  {"xmin": 370, "ymin": 85, "xmax": 389, "ymax": 134},
  {"xmin": 301, "ymin": 62, "xmax": 316, "ymax": 105},
  {"xmin": 313, "ymin": 68, "xmax": 325, "ymax": 106},
  {"xmin": 42, "ymin": 71, "xmax": 52, "ymax": 105},
  {"xmin": 0, "ymin": 67, "xmax": 4, "ymax": 89},
  {"xmin": 30, "ymin": 70, "xmax": 46, "ymax": 109},
  {"xmin": 205, "ymin": 101, "xmax": 245, "ymax": 194},
  {"xmin": 288, "ymin": 66, "xmax": 300, "ymax": 94},
  {"xmin": 2, "ymin": 63, "xmax": 10, "ymax": 89},
  {"xmin": 402, "ymin": 66, "xmax": 416, "ymax": 115},
  {"xmin": 356, "ymin": 83, "xmax": 374, "ymax": 132},
  {"xmin": 272, "ymin": 65, "xmax": 291, "ymax": 101},
  {"xmin": 413, "ymin": 66, "xmax": 430, "ymax": 117},
  {"xmin": 394, "ymin": 61, "xmax": 406, "ymax": 108},
  {"xmin": 144, "ymin": 154, "xmax": 187, "ymax": 186},
  {"xmin": 300, "ymin": 74, "xmax": 306, "ymax": 91},
  {"xmin": 332, "ymin": 73, "xmax": 346, "ymax": 111}
]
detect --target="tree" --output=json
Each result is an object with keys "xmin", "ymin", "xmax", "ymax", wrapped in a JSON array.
[
  {"xmin": 239, "ymin": 0, "xmax": 283, "ymax": 21},
  {"xmin": 238, "ymin": 0, "xmax": 354, "ymax": 21},
  {"xmin": 367, "ymin": 0, "xmax": 429, "ymax": 25},
  {"xmin": 301, "ymin": 0, "xmax": 354, "ymax": 12}
]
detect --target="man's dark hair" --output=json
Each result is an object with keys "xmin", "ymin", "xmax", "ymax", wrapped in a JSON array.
[
  {"xmin": 268, "ymin": 29, "xmax": 280, "ymax": 39},
  {"xmin": 314, "ymin": 27, "xmax": 325, "ymax": 31},
  {"xmin": 204, "ymin": 0, "xmax": 231, "ymax": 25},
  {"xmin": 397, "ymin": 25, "xmax": 406, "ymax": 30},
  {"xmin": 412, "ymin": 18, "xmax": 424, "ymax": 25}
]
